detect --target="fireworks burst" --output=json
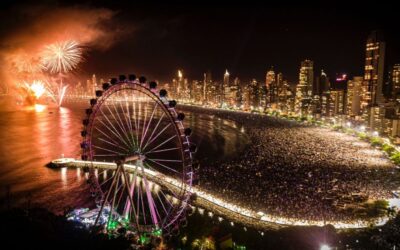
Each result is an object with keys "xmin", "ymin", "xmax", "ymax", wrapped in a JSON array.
[
  {"xmin": 24, "ymin": 80, "xmax": 46, "ymax": 99},
  {"xmin": 41, "ymin": 40, "xmax": 82, "ymax": 74}
]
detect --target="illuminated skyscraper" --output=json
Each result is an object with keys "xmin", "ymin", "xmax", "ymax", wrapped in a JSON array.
[
  {"xmin": 86, "ymin": 79, "xmax": 92, "ymax": 96},
  {"xmin": 361, "ymin": 31, "xmax": 386, "ymax": 110},
  {"xmin": 265, "ymin": 67, "xmax": 276, "ymax": 104},
  {"xmin": 224, "ymin": 69, "xmax": 230, "ymax": 87},
  {"xmin": 232, "ymin": 77, "xmax": 241, "ymax": 107},
  {"xmin": 223, "ymin": 69, "xmax": 230, "ymax": 104},
  {"xmin": 249, "ymin": 79, "xmax": 260, "ymax": 110},
  {"xmin": 203, "ymin": 71, "xmax": 212, "ymax": 104},
  {"xmin": 276, "ymin": 72, "xmax": 283, "ymax": 91},
  {"xmin": 276, "ymin": 72, "xmax": 284, "ymax": 106},
  {"xmin": 276, "ymin": 74, "xmax": 291, "ymax": 113},
  {"xmin": 346, "ymin": 76, "xmax": 363, "ymax": 117},
  {"xmin": 75, "ymin": 81, "xmax": 84, "ymax": 96},
  {"xmin": 330, "ymin": 90, "xmax": 345, "ymax": 116},
  {"xmin": 295, "ymin": 60, "xmax": 314, "ymax": 114},
  {"xmin": 390, "ymin": 64, "xmax": 400, "ymax": 101},
  {"xmin": 265, "ymin": 67, "xmax": 275, "ymax": 87},
  {"xmin": 191, "ymin": 80, "xmax": 203, "ymax": 104},
  {"xmin": 223, "ymin": 70, "xmax": 239, "ymax": 108},
  {"xmin": 172, "ymin": 70, "xmax": 189, "ymax": 101},
  {"xmin": 177, "ymin": 70, "xmax": 183, "ymax": 97},
  {"xmin": 92, "ymin": 74, "xmax": 97, "ymax": 94},
  {"xmin": 314, "ymin": 70, "xmax": 330, "ymax": 96}
]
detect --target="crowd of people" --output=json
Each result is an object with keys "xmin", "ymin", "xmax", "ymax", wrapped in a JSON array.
[{"xmin": 196, "ymin": 110, "xmax": 400, "ymax": 222}]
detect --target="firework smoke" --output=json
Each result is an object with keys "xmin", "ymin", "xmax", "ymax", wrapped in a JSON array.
[{"xmin": 11, "ymin": 52, "xmax": 45, "ymax": 74}]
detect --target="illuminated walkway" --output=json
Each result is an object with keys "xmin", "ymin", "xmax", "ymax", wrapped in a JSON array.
[{"xmin": 51, "ymin": 158, "xmax": 397, "ymax": 231}]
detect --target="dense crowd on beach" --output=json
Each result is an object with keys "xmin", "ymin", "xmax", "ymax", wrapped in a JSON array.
[{"xmin": 198, "ymin": 110, "xmax": 400, "ymax": 221}]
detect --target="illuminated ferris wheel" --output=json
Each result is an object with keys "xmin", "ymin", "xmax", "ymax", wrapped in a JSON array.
[{"xmin": 80, "ymin": 75, "xmax": 194, "ymax": 237}]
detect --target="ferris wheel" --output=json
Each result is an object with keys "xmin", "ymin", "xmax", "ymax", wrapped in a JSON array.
[{"xmin": 80, "ymin": 75, "xmax": 194, "ymax": 237}]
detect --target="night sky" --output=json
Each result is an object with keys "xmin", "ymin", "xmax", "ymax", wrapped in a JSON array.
[{"xmin": 1, "ymin": 1, "xmax": 399, "ymax": 84}]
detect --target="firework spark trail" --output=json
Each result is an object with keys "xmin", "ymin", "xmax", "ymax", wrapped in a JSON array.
[
  {"xmin": 46, "ymin": 81, "xmax": 68, "ymax": 106},
  {"xmin": 41, "ymin": 40, "xmax": 82, "ymax": 74},
  {"xmin": 56, "ymin": 84, "xmax": 68, "ymax": 106}
]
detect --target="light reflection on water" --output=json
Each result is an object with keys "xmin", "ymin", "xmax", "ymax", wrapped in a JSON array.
[{"xmin": 0, "ymin": 103, "xmax": 248, "ymax": 213}]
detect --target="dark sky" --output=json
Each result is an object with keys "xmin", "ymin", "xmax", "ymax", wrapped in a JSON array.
[{"xmin": 1, "ymin": 1, "xmax": 400, "ymax": 84}]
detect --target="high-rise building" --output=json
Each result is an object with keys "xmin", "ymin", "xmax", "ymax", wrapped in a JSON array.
[
  {"xmin": 74, "ymin": 81, "xmax": 84, "ymax": 96},
  {"xmin": 276, "ymin": 72, "xmax": 283, "ymax": 93},
  {"xmin": 390, "ymin": 64, "xmax": 400, "ymax": 101},
  {"xmin": 276, "ymin": 72, "xmax": 284, "ymax": 102},
  {"xmin": 329, "ymin": 90, "xmax": 346, "ymax": 116},
  {"xmin": 223, "ymin": 69, "xmax": 230, "ymax": 87},
  {"xmin": 314, "ymin": 70, "xmax": 330, "ymax": 96},
  {"xmin": 86, "ymin": 79, "xmax": 92, "ymax": 96},
  {"xmin": 249, "ymin": 79, "xmax": 260, "ymax": 109},
  {"xmin": 191, "ymin": 80, "xmax": 203, "ymax": 104},
  {"xmin": 224, "ymin": 72, "xmax": 239, "ymax": 108},
  {"xmin": 177, "ymin": 70, "xmax": 184, "ymax": 96},
  {"xmin": 311, "ymin": 70, "xmax": 329, "ymax": 115},
  {"xmin": 223, "ymin": 69, "xmax": 230, "ymax": 104},
  {"xmin": 295, "ymin": 60, "xmax": 314, "ymax": 114},
  {"xmin": 265, "ymin": 67, "xmax": 276, "ymax": 104},
  {"xmin": 241, "ymin": 84, "xmax": 251, "ymax": 111},
  {"xmin": 233, "ymin": 77, "xmax": 242, "ymax": 108},
  {"xmin": 172, "ymin": 70, "xmax": 189, "ymax": 101},
  {"xmin": 277, "ymin": 75, "xmax": 291, "ymax": 113},
  {"xmin": 265, "ymin": 67, "xmax": 275, "ymax": 87},
  {"xmin": 92, "ymin": 74, "xmax": 97, "ymax": 94},
  {"xmin": 346, "ymin": 76, "xmax": 363, "ymax": 117},
  {"xmin": 361, "ymin": 31, "xmax": 386, "ymax": 110},
  {"xmin": 203, "ymin": 71, "xmax": 212, "ymax": 103}
]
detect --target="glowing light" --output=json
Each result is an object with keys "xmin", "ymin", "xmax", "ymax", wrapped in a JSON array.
[
  {"xmin": 41, "ymin": 40, "xmax": 82, "ymax": 73},
  {"xmin": 61, "ymin": 167, "xmax": 67, "ymax": 184},
  {"xmin": 178, "ymin": 70, "xmax": 183, "ymax": 78},
  {"xmin": 320, "ymin": 244, "xmax": 331, "ymax": 250},
  {"xmin": 152, "ymin": 229, "xmax": 162, "ymax": 236},
  {"xmin": 34, "ymin": 104, "xmax": 46, "ymax": 112},
  {"xmin": 25, "ymin": 80, "xmax": 46, "ymax": 99},
  {"xmin": 198, "ymin": 208, "xmax": 204, "ymax": 215},
  {"xmin": 373, "ymin": 131, "xmax": 379, "ymax": 136}
]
